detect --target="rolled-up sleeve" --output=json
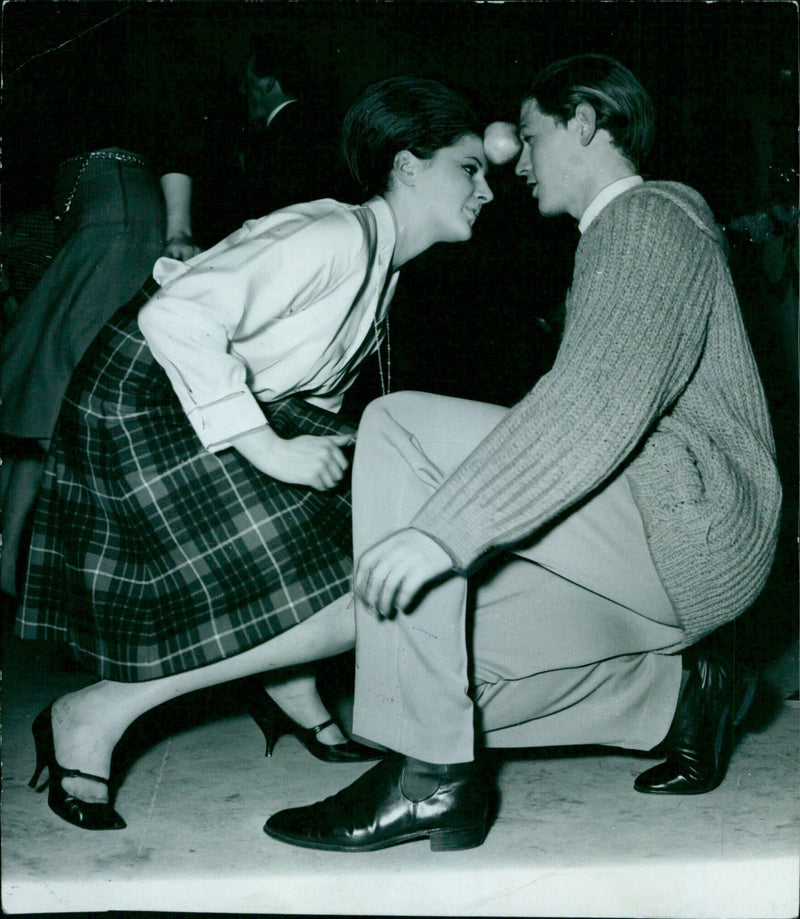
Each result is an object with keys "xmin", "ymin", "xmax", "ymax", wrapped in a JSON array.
[
  {"xmin": 140, "ymin": 220, "xmax": 277, "ymax": 451},
  {"xmin": 138, "ymin": 205, "xmax": 365, "ymax": 452}
]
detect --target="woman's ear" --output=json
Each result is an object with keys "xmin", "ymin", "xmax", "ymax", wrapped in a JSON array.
[
  {"xmin": 392, "ymin": 150, "xmax": 419, "ymax": 187},
  {"xmin": 574, "ymin": 102, "xmax": 598, "ymax": 147}
]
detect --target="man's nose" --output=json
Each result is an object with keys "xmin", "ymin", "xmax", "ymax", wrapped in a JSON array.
[{"xmin": 514, "ymin": 148, "xmax": 530, "ymax": 177}]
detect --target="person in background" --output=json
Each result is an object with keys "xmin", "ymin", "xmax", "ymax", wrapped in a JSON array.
[
  {"xmin": 263, "ymin": 54, "xmax": 781, "ymax": 853},
  {"xmin": 17, "ymin": 75, "xmax": 494, "ymax": 832},
  {"xmin": 0, "ymin": 13, "xmax": 202, "ymax": 598},
  {"xmin": 240, "ymin": 38, "xmax": 349, "ymax": 210},
  {"xmin": 191, "ymin": 36, "xmax": 349, "ymax": 248}
]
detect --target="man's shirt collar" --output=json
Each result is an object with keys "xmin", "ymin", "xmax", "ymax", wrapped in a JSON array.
[{"xmin": 579, "ymin": 175, "xmax": 644, "ymax": 233}]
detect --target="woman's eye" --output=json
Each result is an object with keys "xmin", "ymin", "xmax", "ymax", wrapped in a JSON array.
[{"xmin": 463, "ymin": 164, "xmax": 478, "ymax": 176}]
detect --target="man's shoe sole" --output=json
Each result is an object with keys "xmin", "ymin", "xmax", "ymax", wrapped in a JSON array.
[{"xmin": 263, "ymin": 820, "xmax": 486, "ymax": 852}]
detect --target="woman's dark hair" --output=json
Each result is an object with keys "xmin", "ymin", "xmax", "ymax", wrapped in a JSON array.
[
  {"xmin": 342, "ymin": 75, "xmax": 484, "ymax": 196},
  {"xmin": 525, "ymin": 54, "xmax": 655, "ymax": 170}
]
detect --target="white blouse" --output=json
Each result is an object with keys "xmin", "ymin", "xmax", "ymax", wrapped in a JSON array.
[{"xmin": 138, "ymin": 197, "xmax": 399, "ymax": 452}]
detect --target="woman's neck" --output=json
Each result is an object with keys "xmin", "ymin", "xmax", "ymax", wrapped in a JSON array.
[{"xmin": 381, "ymin": 189, "xmax": 433, "ymax": 268}]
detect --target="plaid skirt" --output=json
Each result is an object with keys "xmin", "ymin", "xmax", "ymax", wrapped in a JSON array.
[{"xmin": 16, "ymin": 292, "xmax": 356, "ymax": 681}]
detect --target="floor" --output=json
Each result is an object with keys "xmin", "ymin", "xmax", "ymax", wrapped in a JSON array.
[{"xmin": 1, "ymin": 612, "xmax": 798, "ymax": 919}]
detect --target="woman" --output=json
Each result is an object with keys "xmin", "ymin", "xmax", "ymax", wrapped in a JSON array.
[
  {"xmin": 18, "ymin": 75, "xmax": 494, "ymax": 831},
  {"xmin": 0, "ymin": 15, "xmax": 202, "ymax": 598}
]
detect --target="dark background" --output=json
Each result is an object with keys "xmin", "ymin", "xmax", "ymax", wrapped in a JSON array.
[{"xmin": 2, "ymin": 0, "xmax": 797, "ymax": 686}]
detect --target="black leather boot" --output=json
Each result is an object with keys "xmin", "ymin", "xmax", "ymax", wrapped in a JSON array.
[
  {"xmin": 634, "ymin": 647, "xmax": 757, "ymax": 795},
  {"xmin": 264, "ymin": 754, "xmax": 489, "ymax": 851}
]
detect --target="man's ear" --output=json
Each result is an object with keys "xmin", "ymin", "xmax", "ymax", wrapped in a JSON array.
[
  {"xmin": 574, "ymin": 102, "xmax": 598, "ymax": 147},
  {"xmin": 255, "ymin": 75, "xmax": 279, "ymax": 96},
  {"xmin": 392, "ymin": 150, "xmax": 419, "ymax": 187}
]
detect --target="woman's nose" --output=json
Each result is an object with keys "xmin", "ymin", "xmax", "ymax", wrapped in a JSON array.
[{"xmin": 477, "ymin": 174, "xmax": 494, "ymax": 203}]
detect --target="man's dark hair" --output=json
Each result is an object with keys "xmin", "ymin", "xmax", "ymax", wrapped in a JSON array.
[
  {"xmin": 525, "ymin": 54, "xmax": 655, "ymax": 170},
  {"xmin": 248, "ymin": 36, "xmax": 313, "ymax": 97}
]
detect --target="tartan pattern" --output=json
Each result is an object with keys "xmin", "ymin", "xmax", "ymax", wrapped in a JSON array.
[{"xmin": 17, "ymin": 302, "xmax": 356, "ymax": 681}]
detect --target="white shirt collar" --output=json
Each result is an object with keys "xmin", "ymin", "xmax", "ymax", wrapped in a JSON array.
[
  {"xmin": 578, "ymin": 175, "xmax": 644, "ymax": 233},
  {"xmin": 365, "ymin": 196, "xmax": 397, "ymax": 268},
  {"xmin": 266, "ymin": 97, "xmax": 298, "ymax": 127}
]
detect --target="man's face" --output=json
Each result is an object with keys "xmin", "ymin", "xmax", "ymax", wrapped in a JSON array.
[
  {"xmin": 515, "ymin": 99, "xmax": 582, "ymax": 219},
  {"xmin": 243, "ymin": 58, "xmax": 279, "ymax": 121}
]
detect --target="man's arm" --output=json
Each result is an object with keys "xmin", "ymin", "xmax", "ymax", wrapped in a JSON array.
[{"xmin": 410, "ymin": 192, "xmax": 714, "ymax": 572}]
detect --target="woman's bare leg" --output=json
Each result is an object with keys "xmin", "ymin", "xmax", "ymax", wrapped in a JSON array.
[
  {"xmin": 52, "ymin": 594, "xmax": 355, "ymax": 802},
  {"xmin": 262, "ymin": 671, "xmax": 348, "ymax": 745},
  {"xmin": 0, "ymin": 454, "xmax": 44, "ymax": 596}
]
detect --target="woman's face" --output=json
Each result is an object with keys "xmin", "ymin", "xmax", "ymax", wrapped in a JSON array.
[{"xmin": 415, "ymin": 134, "xmax": 494, "ymax": 242}]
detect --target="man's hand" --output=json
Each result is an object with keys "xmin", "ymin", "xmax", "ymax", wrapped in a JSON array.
[{"xmin": 355, "ymin": 528, "xmax": 455, "ymax": 618}]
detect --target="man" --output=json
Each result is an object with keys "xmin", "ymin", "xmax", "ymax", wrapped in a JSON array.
[
  {"xmin": 263, "ymin": 54, "xmax": 781, "ymax": 852},
  {"xmin": 238, "ymin": 41, "xmax": 347, "ymax": 214},
  {"xmin": 192, "ymin": 38, "xmax": 348, "ymax": 248}
]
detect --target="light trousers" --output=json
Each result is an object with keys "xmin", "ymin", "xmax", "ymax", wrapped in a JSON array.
[{"xmin": 351, "ymin": 392, "xmax": 683, "ymax": 764}]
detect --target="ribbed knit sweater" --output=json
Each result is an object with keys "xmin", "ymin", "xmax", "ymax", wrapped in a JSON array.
[{"xmin": 412, "ymin": 181, "xmax": 782, "ymax": 650}]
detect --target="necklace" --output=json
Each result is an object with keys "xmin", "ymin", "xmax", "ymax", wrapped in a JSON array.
[{"xmin": 373, "ymin": 314, "xmax": 391, "ymax": 396}]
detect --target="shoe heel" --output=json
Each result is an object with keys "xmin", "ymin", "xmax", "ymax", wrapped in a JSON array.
[
  {"xmin": 258, "ymin": 713, "xmax": 283, "ymax": 758},
  {"xmin": 29, "ymin": 707, "xmax": 53, "ymax": 791},
  {"xmin": 429, "ymin": 822, "xmax": 486, "ymax": 852},
  {"xmin": 246, "ymin": 688, "xmax": 290, "ymax": 757},
  {"xmin": 733, "ymin": 671, "xmax": 758, "ymax": 727},
  {"xmin": 29, "ymin": 740, "xmax": 48, "ymax": 791},
  {"xmin": 29, "ymin": 759, "xmax": 49, "ymax": 792},
  {"xmin": 263, "ymin": 726, "xmax": 281, "ymax": 758}
]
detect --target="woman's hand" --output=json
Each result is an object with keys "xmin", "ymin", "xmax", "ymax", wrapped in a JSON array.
[
  {"xmin": 355, "ymin": 528, "xmax": 455, "ymax": 618},
  {"xmin": 234, "ymin": 426, "xmax": 354, "ymax": 490},
  {"xmin": 261, "ymin": 433, "xmax": 354, "ymax": 490}
]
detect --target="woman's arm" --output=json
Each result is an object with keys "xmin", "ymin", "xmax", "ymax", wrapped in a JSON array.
[{"xmin": 139, "ymin": 203, "xmax": 365, "ymax": 455}]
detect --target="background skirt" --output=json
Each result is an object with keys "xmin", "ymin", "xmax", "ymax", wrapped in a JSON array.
[
  {"xmin": 0, "ymin": 151, "xmax": 166, "ymax": 441},
  {"xmin": 16, "ymin": 302, "xmax": 355, "ymax": 681}
]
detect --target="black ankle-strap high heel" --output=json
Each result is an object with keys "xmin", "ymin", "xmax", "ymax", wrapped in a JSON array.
[
  {"xmin": 30, "ymin": 704, "xmax": 126, "ymax": 830},
  {"xmin": 246, "ymin": 688, "xmax": 385, "ymax": 764}
]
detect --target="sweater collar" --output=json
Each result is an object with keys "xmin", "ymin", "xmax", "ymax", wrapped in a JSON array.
[{"xmin": 579, "ymin": 175, "xmax": 644, "ymax": 234}]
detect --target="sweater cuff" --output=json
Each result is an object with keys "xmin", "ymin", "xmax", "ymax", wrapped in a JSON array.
[
  {"xmin": 187, "ymin": 390, "xmax": 269, "ymax": 452},
  {"xmin": 407, "ymin": 527, "xmax": 461, "ymax": 574},
  {"xmin": 411, "ymin": 500, "xmax": 495, "ymax": 574}
]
